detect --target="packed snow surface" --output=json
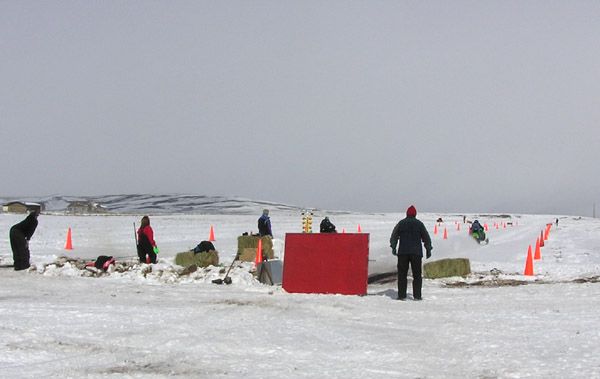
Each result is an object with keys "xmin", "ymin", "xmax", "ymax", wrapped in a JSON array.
[{"xmin": 1, "ymin": 211, "xmax": 599, "ymax": 378}]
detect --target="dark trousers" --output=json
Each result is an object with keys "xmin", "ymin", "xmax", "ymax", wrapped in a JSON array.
[
  {"xmin": 10, "ymin": 228, "xmax": 30, "ymax": 271},
  {"xmin": 137, "ymin": 247, "xmax": 157, "ymax": 264},
  {"xmin": 397, "ymin": 254, "xmax": 422, "ymax": 299},
  {"xmin": 137, "ymin": 232, "xmax": 157, "ymax": 263}
]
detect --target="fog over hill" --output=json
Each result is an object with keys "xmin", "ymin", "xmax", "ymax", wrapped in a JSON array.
[{"xmin": 0, "ymin": 194, "xmax": 323, "ymax": 215}]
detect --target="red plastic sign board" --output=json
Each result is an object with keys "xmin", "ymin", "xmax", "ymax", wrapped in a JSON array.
[{"xmin": 282, "ymin": 233, "xmax": 369, "ymax": 295}]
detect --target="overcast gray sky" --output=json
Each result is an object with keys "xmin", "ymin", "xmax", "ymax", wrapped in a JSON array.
[{"xmin": 2, "ymin": 1, "xmax": 600, "ymax": 215}]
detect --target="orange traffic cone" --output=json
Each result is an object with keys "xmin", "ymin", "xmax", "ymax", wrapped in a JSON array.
[
  {"xmin": 434, "ymin": 224, "xmax": 438, "ymax": 235},
  {"xmin": 524, "ymin": 245, "xmax": 534, "ymax": 276},
  {"xmin": 254, "ymin": 238, "xmax": 263, "ymax": 267},
  {"xmin": 539, "ymin": 230, "xmax": 545, "ymax": 247},
  {"xmin": 64, "ymin": 227, "xmax": 73, "ymax": 250},
  {"xmin": 544, "ymin": 225, "xmax": 550, "ymax": 240},
  {"xmin": 357, "ymin": 224, "xmax": 362, "ymax": 233},
  {"xmin": 208, "ymin": 225, "xmax": 216, "ymax": 241},
  {"xmin": 534, "ymin": 237, "xmax": 542, "ymax": 260},
  {"xmin": 443, "ymin": 228, "xmax": 448, "ymax": 240},
  {"xmin": 484, "ymin": 223, "xmax": 488, "ymax": 231}
]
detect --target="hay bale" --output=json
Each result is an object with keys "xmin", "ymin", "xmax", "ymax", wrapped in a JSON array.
[
  {"xmin": 237, "ymin": 235, "xmax": 274, "ymax": 261},
  {"xmin": 239, "ymin": 247, "xmax": 257, "ymax": 262},
  {"xmin": 423, "ymin": 258, "xmax": 471, "ymax": 279},
  {"xmin": 174, "ymin": 250, "xmax": 219, "ymax": 268}
]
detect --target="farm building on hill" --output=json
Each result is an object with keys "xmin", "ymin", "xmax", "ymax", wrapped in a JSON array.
[
  {"xmin": 2, "ymin": 201, "xmax": 43, "ymax": 214},
  {"xmin": 66, "ymin": 201, "xmax": 108, "ymax": 214}
]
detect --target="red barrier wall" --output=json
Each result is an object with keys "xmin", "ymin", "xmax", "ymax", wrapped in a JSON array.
[{"xmin": 282, "ymin": 233, "xmax": 369, "ymax": 295}]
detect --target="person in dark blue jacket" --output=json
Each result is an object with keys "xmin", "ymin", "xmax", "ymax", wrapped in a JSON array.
[
  {"xmin": 390, "ymin": 205, "xmax": 432, "ymax": 300},
  {"xmin": 257, "ymin": 209, "xmax": 272, "ymax": 237}
]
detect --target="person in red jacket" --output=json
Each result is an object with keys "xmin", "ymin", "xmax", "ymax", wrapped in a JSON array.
[{"xmin": 137, "ymin": 215, "xmax": 159, "ymax": 263}]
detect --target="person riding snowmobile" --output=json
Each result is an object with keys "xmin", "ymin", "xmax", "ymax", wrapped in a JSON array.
[{"xmin": 469, "ymin": 220, "xmax": 486, "ymax": 242}]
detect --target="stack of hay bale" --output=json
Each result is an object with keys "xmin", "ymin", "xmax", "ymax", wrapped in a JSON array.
[
  {"xmin": 423, "ymin": 258, "xmax": 471, "ymax": 279},
  {"xmin": 175, "ymin": 250, "xmax": 219, "ymax": 268},
  {"xmin": 237, "ymin": 235, "xmax": 274, "ymax": 261}
]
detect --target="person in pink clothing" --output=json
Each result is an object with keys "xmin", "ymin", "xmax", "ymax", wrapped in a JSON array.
[{"xmin": 137, "ymin": 215, "xmax": 159, "ymax": 263}]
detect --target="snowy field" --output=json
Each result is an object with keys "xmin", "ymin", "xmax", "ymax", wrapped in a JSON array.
[{"xmin": 1, "ymin": 211, "xmax": 600, "ymax": 378}]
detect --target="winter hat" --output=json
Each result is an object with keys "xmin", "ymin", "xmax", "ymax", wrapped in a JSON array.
[
  {"xmin": 406, "ymin": 205, "xmax": 417, "ymax": 217},
  {"xmin": 263, "ymin": 209, "xmax": 269, "ymax": 216}
]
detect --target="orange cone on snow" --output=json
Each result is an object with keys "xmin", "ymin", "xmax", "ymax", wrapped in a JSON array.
[
  {"xmin": 484, "ymin": 223, "xmax": 488, "ymax": 231},
  {"xmin": 443, "ymin": 228, "xmax": 448, "ymax": 240},
  {"xmin": 524, "ymin": 245, "xmax": 534, "ymax": 276},
  {"xmin": 208, "ymin": 225, "xmax": 216, "ymax": 241},
  {"xmin": 539, "ymin": 230, "xmax": 545, "ymax": 247},
  {"xmin": 64, "ymin": 227, "xmax": 73, "ymax": 250},
  {"xmin": 357, "ymin": 224, "xmax": 362, "ymax": 233},
  {"xmin": 254, "ymin": 238, "xmax": 263, "ymax": 266},
  {"xmin": 434, "ymin": 224, "xmax": 438, "ymax": 235},
  {"xmin": 534, "ymin": 237, "xmax": 542, "ymax": 260}
]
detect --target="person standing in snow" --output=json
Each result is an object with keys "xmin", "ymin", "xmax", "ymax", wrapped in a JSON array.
[
  {"xmin": 258, "ymin": 209, "xmax": 272, "ymax": 237},
  {"xmin": 137, "ymin": 215, "xmax": 159, "ymax": 263},
  {"xmin": 390, "ymin": 205, "xmax": 432, "ymax": 300},
  {"xmin": 9, "ymin": 210, "xmax": 39, "ymax": 271}
]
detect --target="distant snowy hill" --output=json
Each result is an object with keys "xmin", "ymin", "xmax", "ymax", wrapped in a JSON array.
[{"xmin": 0, "ymin": 194, "xmax": 313, "ymax": 215}]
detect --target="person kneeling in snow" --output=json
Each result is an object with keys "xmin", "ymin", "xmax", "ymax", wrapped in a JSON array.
[
  {"xmin": 137, "ymin": 216, "xmax": 159, "ymax": 264},
  {"xmin": 193, "ymin": 240, "xmax": 215, "ymax": 254}
]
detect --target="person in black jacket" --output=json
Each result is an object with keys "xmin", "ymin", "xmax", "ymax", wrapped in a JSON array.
[
  {"xmin": 319, "ymin": 216, "xmax": 337, "ymax": 233},
  {"xmin": 390, "ymin": 205, "xmax": 432, "ymax": 300},
  {"xmin": 9, "ymin": 210, "xmax": 39, "ymax": 271}
]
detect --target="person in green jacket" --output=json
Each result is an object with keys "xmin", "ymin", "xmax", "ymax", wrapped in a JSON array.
[{"xmin": 390, "ymin": 205, "xmax": 432, "ymax": 300}]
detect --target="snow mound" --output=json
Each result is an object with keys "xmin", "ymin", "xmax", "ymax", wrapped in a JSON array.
[{"xmin": 31, "ymin": 256, "xmax": 264, "ymax": 286}]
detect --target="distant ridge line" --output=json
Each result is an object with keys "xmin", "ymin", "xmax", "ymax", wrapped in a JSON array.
[{"xmin": 0, "ymin": 194, "xmax": 348, "ymax": 215}]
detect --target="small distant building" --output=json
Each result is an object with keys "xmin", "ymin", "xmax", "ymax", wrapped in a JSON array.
[
  {"xmin": 2, "ymin": 201, "xmax": 42, "ymax": 214},
  {"xmin": 66, "ymin": 201, "xmax": 108, "ymax": 215}
]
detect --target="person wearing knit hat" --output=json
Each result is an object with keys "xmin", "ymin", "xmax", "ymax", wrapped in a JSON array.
[
  {"xmin": 258, "ymin": 209, "xmax": 272, "ymax": 237},
  {"xmin": 389, "ymin": 205, "xmax": 432, "ymax": 300}
]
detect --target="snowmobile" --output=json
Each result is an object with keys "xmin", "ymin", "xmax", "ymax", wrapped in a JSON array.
[{"xmin": 470, "ymin": 229, "xmax": 489, "ymax": 245}]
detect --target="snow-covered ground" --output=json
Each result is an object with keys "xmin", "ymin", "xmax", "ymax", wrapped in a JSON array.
[{"xmin": 1, "ymin": 211, "xmax": 600, "ymax": 378}]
